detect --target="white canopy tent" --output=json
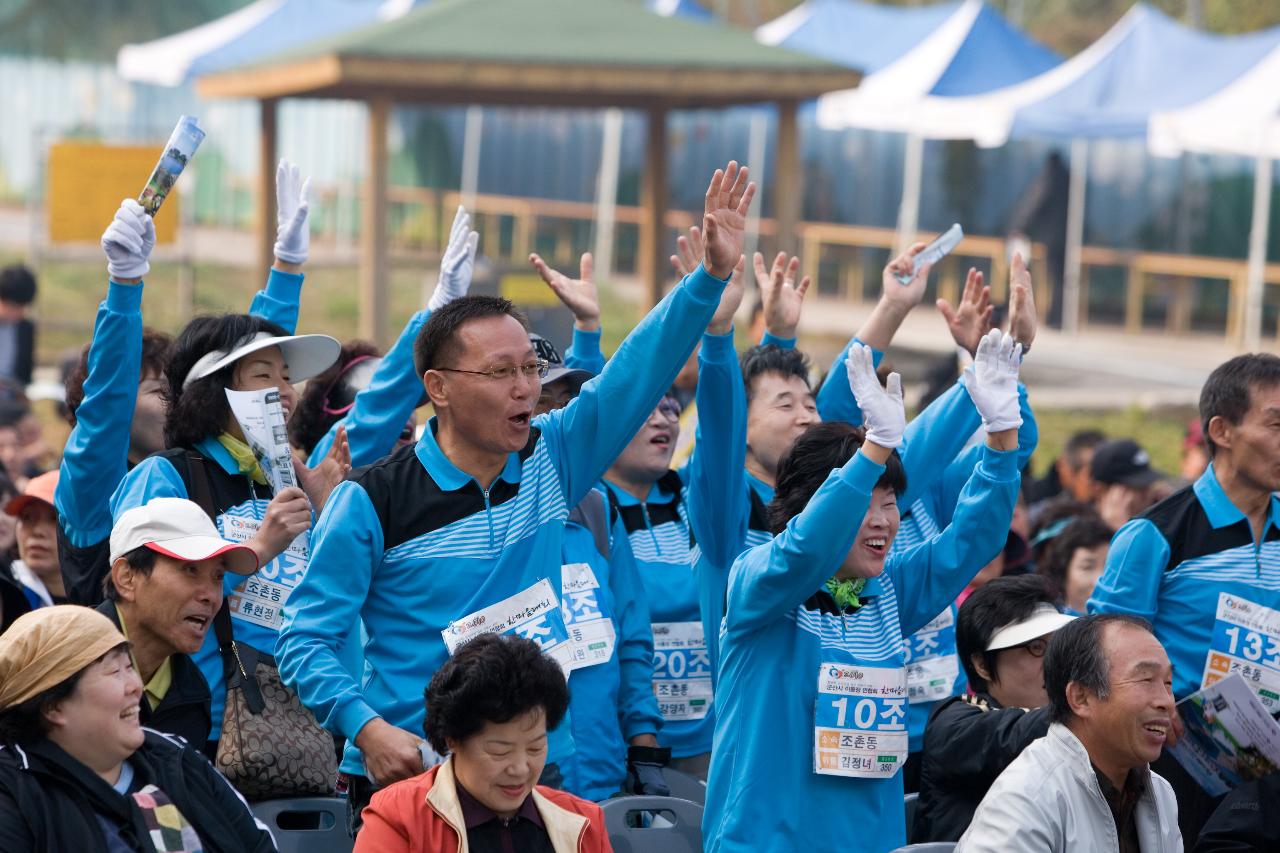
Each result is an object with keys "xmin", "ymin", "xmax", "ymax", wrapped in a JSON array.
[{"xmin": 1149, "ymin": 47, "xmax": 1280, "ymax": 350}]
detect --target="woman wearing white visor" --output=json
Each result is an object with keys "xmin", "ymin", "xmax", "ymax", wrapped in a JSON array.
[{"xmin": 109, "ymin": 313, "xmax": 343, "ymax": 761}]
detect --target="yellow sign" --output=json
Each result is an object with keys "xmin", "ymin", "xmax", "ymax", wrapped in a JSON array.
[
  {"xmin": 499, "ymin": 273, "xmax": 561, "ymax": 307},
  {"xmin": 47, "ymin": 142, "xmax": 180, "ymax": 245}
]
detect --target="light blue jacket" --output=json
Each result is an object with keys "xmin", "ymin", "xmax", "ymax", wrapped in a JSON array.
[
  {"xmin": 703, "ymin": 445, "xmax": 1020, "ymax": 852},
  {"xmin": 275, "ymin": 266, "xmax": 728, "ymax": 776}
]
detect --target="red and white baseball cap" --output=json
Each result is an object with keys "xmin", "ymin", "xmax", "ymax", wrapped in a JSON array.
[{"xmin": 110, "ymin": 498, "xmax": 258, "ymax": 575}]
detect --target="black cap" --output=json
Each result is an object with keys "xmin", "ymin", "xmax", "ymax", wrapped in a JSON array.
[
  {"xmin": 530, "ymin": 333, "xmax": 592, "ymax": 389},
  {"xmin": 1090, "ymin": 439, "xmax": 1161, "ymax": 488}
]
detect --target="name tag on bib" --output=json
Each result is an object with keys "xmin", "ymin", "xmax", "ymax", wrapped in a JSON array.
[
  {"xmin": 814, "ymin": 662, "xmax": 908, "ymax": 778},
  {"xmin": 561, "ymin": 563, "xmax": 616, "ymax": 669},
  {"xmin": 652, "ymin": 621, "xmax": 713, "ymax": 721},
  {"xmin": 905, "ymin": 609, "xmax": 960, "ymax": 704},
  {"xmin": 219, "ymin": 514, "xmax": 309, "ymax": 631},
  {"xmin": 1203, "ymin": 592, "xmax": 1280, "ymax": 712},
  {"xmin": 443, "ymin": 579, "xmax": 577, "ymax": 677}
]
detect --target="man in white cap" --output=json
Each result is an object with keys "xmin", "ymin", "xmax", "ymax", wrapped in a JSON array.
[
  {"xmin": 95, "ymin": 497, "xmax": 257, "ymax": 751},
  {"xmin": 914, "ymin": 575, "xmax": 1076, "ymax": 843}
]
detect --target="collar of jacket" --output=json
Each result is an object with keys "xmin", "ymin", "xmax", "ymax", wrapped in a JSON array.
[
  {"xmin": 20, "ymin": 738, "xmax": 138, "ymax": 823},
  {"xmin": 425, "ymin": 756, "xmax": 589, "ymax": 853},
  {"xmin": 1048, "ymin": 723, "xmax": 1155, "ymax": 805}
]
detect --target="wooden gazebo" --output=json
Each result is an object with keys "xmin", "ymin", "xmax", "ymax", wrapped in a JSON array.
[{"xmin": 199, "ymin": 0, "xmax": 861, "ymax": 343}]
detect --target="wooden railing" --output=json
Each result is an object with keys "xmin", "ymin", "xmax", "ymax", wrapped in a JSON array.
[{"xmin": 314, "ymin": 184, "xmax": 1280, "ymax": 344}]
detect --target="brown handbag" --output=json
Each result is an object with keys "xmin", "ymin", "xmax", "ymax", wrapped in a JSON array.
[{"xmin": 212, "ymin": 604, "xmax": 337, "ymax": 801}]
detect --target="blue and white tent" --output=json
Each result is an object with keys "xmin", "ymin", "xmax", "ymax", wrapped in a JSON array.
[{"xmin": 117, "ymin": 0, "xmax": 423, "ymax": 86}]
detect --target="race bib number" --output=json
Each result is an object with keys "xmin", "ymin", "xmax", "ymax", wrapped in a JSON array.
[
  {"xmin": 814, "ymin": 662, "xmax": 908, "ymax": 778},
  {"xmin": 561, "ymin": 563, "xmax": 616, "ymax": 669},
  {"xmin": 904, "ymin": 609, "xmax": 960, "ymax": 704},
  {"xmin": 219, "ymin": 513, "xmax": 309, "ymax": 631},
  {"xmin": 652, "ymin": 621, "xmax": 713, "ymax": 722},
  {"xmin": 442, "ymin": 579, "xmax": 577, "ymax": 677},
  {"xmin": 1202, "ymin": 592, "xmax": 1280, "ymax": 713}
]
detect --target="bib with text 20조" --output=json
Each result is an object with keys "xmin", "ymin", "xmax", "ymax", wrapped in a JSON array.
[
  {"xmin": 560, "ymin": 562, "xmax": 617, "ymax": 669},
  {"xmin": 904, "ymin": 608, "xmax": 960, "ymax": 705},
  {"xmin": 652, "ymin": 621, "xmax": 713, "ymax": 721}
]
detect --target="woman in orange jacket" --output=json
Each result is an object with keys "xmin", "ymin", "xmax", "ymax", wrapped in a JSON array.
[{"xmin": 354, "ymin": 633, "xmax": 613, "ymax": 853}]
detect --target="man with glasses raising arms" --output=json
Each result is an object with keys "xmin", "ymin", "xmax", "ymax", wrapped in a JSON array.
[{"xmin": 276, "ymin": 161, "xmax": 755, "ymax": 832}]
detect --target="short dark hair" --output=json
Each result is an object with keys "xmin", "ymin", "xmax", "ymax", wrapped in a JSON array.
[
  {"xmin": 958, "ymin": 574, "xmax": 1058, "ymax": 693},
  {"xmin": 768, "ymin": 422, "xmax": 906, "ymax": 534},
  {"xmin": 0, "ymin": 643, "xmax": 127, "ymax": 744},
  {"xmin": 413, "ymin": 295, "xmax": 528, "ymax": 377},
  {"xmin": 1200, "ymin": 354, "xmax": 1280, "ymax": 458},
  {"xmin": 65, "ymin": 328, "xmax": 173, "ymax": 426},
  {"xmin": 1063, "ymin": 430, "xmax": 1106, "ymax": 469},
  {"xmin": 289, "ymin": 339, "xmax": 382, "ymax": 456},
  {"xmin": 163, "ymin": 314, "xmax": 289, "ymax": 450},
  {"xmin": 103, "ymin": 545, "xmax": 159, "ymax": 602},
  {"xmin": 1043, "ymin": 613, "xmax": 1152, "ymax": 724},
  {"xmin": 0, "ymin": 265, "xmax": 36, "ymax": 306},
  {"xmin": 1038, "ymin": 515, "xmax": 1113, "ymax": 605},
  {"xmin": 740, "ymin": 344, "xmax": 811, "ymax": 403},
  {"xmin": 422, "ymin": 632, "xmax": 569, "ymax": 755}
]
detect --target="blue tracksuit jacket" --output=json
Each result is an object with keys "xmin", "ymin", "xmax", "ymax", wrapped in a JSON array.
[
  {"xmin": 602, "ymin": 329, "xmax": 745, "ymax": 759},
  {"xmin": 275, "ymin": 265, "xmax": 728, "ymax": 776},
  {"xmin": 703, "ymin": 445, "xmax": 1020, "ymax": 852},
  {"xmin": 1090, "ymin": 462, "xmax": 1280, "ymax": 707}
]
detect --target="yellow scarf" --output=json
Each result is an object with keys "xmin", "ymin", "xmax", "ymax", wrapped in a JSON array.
[{"xmin": 216, "ymin": 433, "xmax": 268, "ymax": 486}]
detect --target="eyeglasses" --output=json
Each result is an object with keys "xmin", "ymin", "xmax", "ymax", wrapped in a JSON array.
[
  {"xmin": 657, "ymin": 395, "xmax": 682, "ymax": 420},
  {"xmin": 437, "ymin": 359, "xmax": 550, "ymax": 381},
  {"xmin": 1011, "ymin": 637, "xmax": 1049, "ymax": 658}
]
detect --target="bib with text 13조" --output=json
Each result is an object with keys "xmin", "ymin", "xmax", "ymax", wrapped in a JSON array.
[
  {"xmin": 652, "ymin": 621, "xmax": 713, "ymax": 721},
  {"xmin": 442, "ymin": 578, "xmax": 578, "ymax": 677},
  {"xmin": 560, "ymin": 563, "xmax": 616, "ymax": 669},
  {"xmin": 219, "ymin": 512, "xmax": 309, "ymax": 631},
  {"xmin": 904, "ymin": 608, "xmax": 960, "ymax": 704},
  {"xmin": 814, "ymin": 662, "xmax": 908, "ymax": 778},
  {"xmin": 1202, "ymin": 592, "xmax": 1280, "ymax": 713}
]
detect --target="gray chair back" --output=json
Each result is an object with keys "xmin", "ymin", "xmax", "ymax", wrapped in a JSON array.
[
  {"xmin": 904, "ymin": 791, "xmax": 920, "ymax": 839},
  {"xmin": 250, "ymin": 797, "xmax": 352, "ymax": 853},
  {"xmin": 662, "ymin": 767, "xmax": 707, "ymax": 805},
  {"xmin": 889, "ymin": 843, "xmax": 957, "ymax": 852},
  {"xmin": 601, "ymin": 795, "xmax": 702, "ymax": 853}
]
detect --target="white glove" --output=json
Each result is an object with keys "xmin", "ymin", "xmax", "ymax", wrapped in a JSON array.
[
  {"xmin": 965, "ymin": 328, "xmax": 1023, "ymax": 432},
  {"xmin": 428, "ymin": 206, "xmax": 479, "ymax": 311},
  {"xmin": 101, "ymin": 199, "xmax": 155, "ymax": 280},
  {"xmin": 273, "ymin": 159, "xmax": 311, "ymax": 265},
  {"xmin": 846, "ymin": 343, "xmax": 905, "ymax": 450}
]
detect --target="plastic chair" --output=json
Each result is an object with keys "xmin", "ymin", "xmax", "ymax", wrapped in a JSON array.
[
  {"xmin": 662, "ymin": 766, "xmax": 707, "ymax": 805},
  {"xmin": 250, "ymin": 797, "xmax": 352, "ymax": 853},
  {"xmin": 889, "ymin": 844, "xmax": 957, "ymax": 852},
  {"xmin": 602, "ymin": 795, "xmax": 702, "ymax": 853},
  {"xmin": 903, "ymin": 791, "xmax": 920, "ymax": 840}
]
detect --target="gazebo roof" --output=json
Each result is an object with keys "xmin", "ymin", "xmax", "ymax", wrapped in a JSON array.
[{"xmin": 196, "ymin": 0, "xmax": 861, "ymax": 107}]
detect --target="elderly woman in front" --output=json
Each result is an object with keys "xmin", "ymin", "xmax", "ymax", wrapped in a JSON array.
[{"xmin": 0, "ymin": 606, "xmax": 274, "ymax": 852}]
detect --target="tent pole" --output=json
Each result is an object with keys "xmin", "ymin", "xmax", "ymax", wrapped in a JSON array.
[
  {"xmin": 896, "ymin": 133, "xmax": 924, "ymax": 253},
  {"xmin": 257, "ymin": 98, "xmax": 279, "ymax": 274},
  {"xmin": 360, "ymin": 97, "xmax": 390, "ymax": 346},
  {"xmin": 639, "ymin": 106, "xmax": 669, "ymax": 308},
  {"xmin": 744, "ymin": 108, "xmax": 768, "ymax": 264},
  {"xmin": 1245, "ymin": 154, "xmax": 1274, "ymax": 351},
  {"xmin": 460, "ymin": 105, "xmax": 483, "ymax": 213},
  {"xmin": 593, "ymin": 108, "xmax": 624, "ymax": 285},
  {"xmin": 1063, "ymin": 137, "xmax": 1089, "ymax": 335},
  {"xmin": 775, "ymin": 99, "xmax": 801, "ymax": 254}
]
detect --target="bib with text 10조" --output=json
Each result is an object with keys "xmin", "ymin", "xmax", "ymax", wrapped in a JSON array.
[
  {"xmin": 219, "ymin": 513, "xmax": 309, "ymax": 631},
  {"xmin": 652, "ymin": 621, "xmax": 713, "ymax": 721},
  {"xmin": 904, "ymin": 608, "xmax": 960, "ymax": 704},
  {"xmin": 560, "ymin": 562, "xmax": 616, "ymax": 669},
  {"xmin": 442, "ymin": 578, "xmax": 578, "ymax": 677},
  {"xmin": 1202, "ymin": 592, "xmax": 1280, "ymax": 713},
  {"xmin": 814, "ymin": 662, "xmax": 908, "ymax": 778}
]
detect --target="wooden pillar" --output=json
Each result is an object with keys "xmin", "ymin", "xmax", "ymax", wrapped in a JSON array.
[
  {"xmin": 257, "ymin": 98, "xmax": 279, "ymax": 273},
  {"xmin": 774, "ymin": 99, "xmax": 802, "ymax": 255},
  {"xmin": 639, "ymin": 106, "xmax": 669, "ymax": 308},
  {"xmin": 361, "ymin": 98, "xmax": 390, "ymax": 345}
]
